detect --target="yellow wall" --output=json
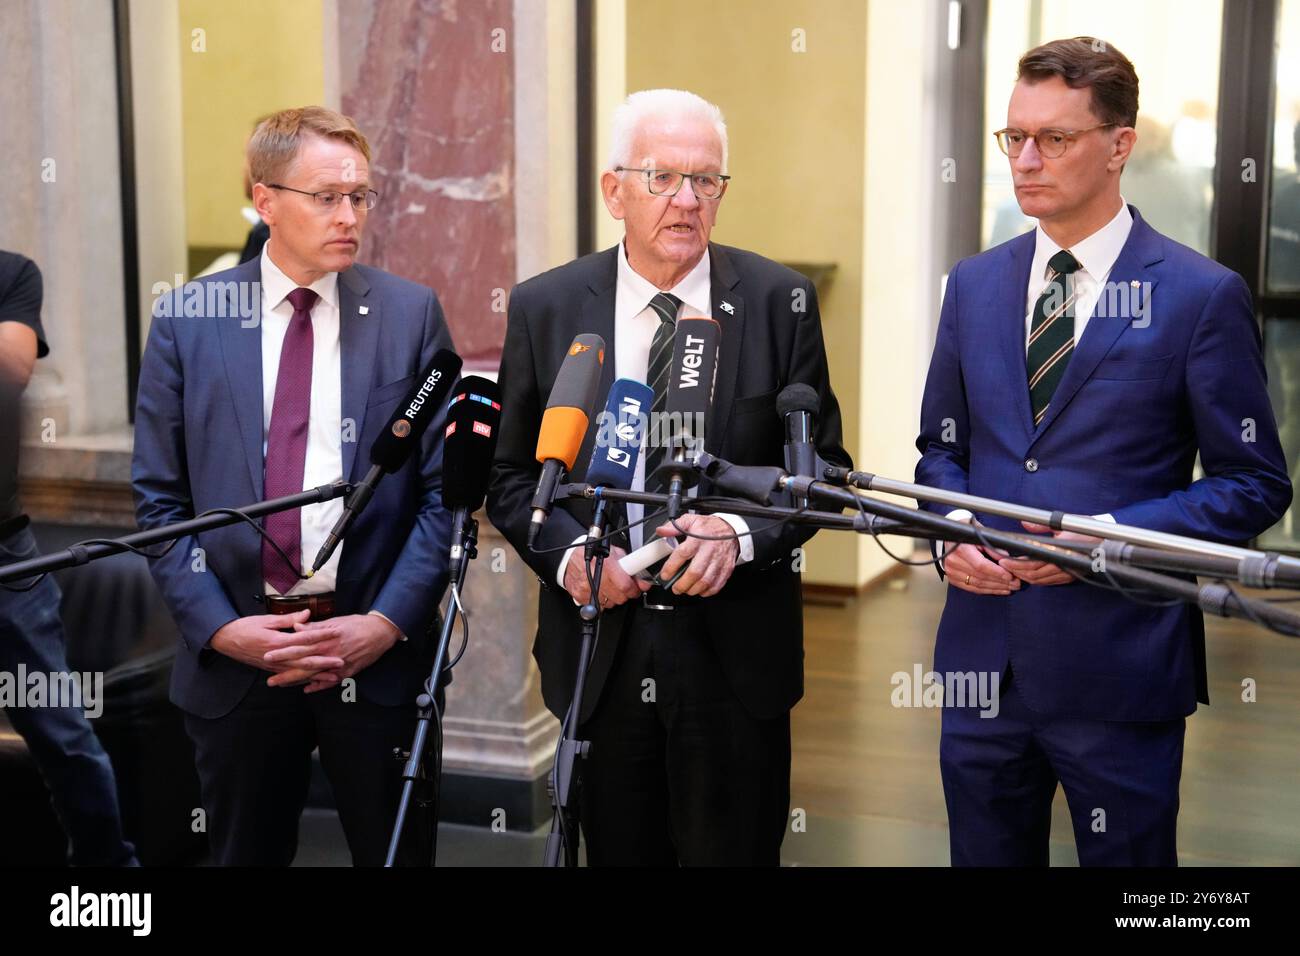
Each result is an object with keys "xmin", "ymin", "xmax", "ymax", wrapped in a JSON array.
[
  {"xmin": 178, "ymin": 0, "xmax": 325, "ymax": 250},
  {"xmin": 625, "ymin": 0, "xmax": 869, "ymax": 587}
]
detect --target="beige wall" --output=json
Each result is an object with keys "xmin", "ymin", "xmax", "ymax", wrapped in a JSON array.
[
  {"xmin": 623, "ymin": 0, "xmax": 869, "ymax": 587},
  {"xmin": 858, "ymin": 2, "xmax": 932, "ymax": 584},
  {"xmin": 178, "ymin": 0, "xmax": 325, "ymax": 251}
]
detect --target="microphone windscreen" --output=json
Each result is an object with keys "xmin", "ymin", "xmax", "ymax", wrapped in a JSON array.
[
  {"xmin": 370, "ymin": 348, "xmax": 464, "ymax": 473},
  {"xmin": 535, "ymin": 333, "xmax": 606, "ymax": 468},
  {"xmin": 776, "ymin": 383, "xmax": 820, "ymax": 420},
  {"xmin": 663, "ymin": 317, "xmax": 720, "ymax": 453},
  {"xmin": 586, "ymin": 378, "xmax": 654, "ymax": 490},
  {"xmin": 442, "ymin": 376, "xmax": 503, "ymax": 511}
]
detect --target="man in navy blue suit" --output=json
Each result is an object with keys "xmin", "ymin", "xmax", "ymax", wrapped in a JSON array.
[
  {"xmin": 916, "ymin": 38, "xmax": 1291, "ymax": 866},
  {"xmin": 133, "ymin": 107, "xmax": 454, "ymax": 865}
]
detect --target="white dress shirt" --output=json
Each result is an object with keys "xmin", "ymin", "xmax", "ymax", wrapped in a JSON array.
[
  {"xmin": 259, "ymin": 244, "xmax": 344, "ymax": 596},
  {"xmin": 943, "ymin": 203, "xmax": 1133, "ymax": 539},
  {"xmin": 1023, "ymin": 200, "xmax": 1133, "ymax": 352},
  {"xmin": 555, "ymin": 241, "xmax": 754, "ymax": 589}
]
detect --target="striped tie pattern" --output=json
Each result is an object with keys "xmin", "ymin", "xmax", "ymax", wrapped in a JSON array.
[
  {"xmin": 643, "ymin": 291, "xmax": 681, "ymax": 491},
  {"xmin": 1027, "ymin": 249, "xmax": 1081, "ymax": 426}
]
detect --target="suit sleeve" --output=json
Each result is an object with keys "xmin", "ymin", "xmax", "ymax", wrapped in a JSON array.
[
  {"xmin": 914, "ymin": 262, "xmax": 972, "ymax": 579},
  {"xmin": 131, "ymin": 304, "xmax": 241, "ymax": 654},
  {"xmin": 486, "ymin": 289, "xmax": 588, "ymax": 586},
  {"xmin": 747, "ymin": 278, "xmax": 852, "ymax": 568},
  {"xmin": 915, "ymin": 260, "xmax": 971, "ymax": 509},
  {"xmin": 368, "ymin": 289, "xmax": 456, "ymax": 638},
  {"xmin": 1109, "ymin": 271, "xmax": 1292, "ymax": 542}
]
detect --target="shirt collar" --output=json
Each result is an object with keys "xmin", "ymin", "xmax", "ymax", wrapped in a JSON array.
[
  {"xmin": 260, "ymin": 241, "xmax": 340, "ymax": 311},
  {"xmin": 615, "ymin": 240, "xmax": 712, "ymax": 324},
  {"xmin": 1033, "ymin": 200, "xmax": 1133, "ymax": 281}
]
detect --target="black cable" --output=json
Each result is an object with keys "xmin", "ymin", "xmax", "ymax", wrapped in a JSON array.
[
  {"xmin": 527, "ymin": 506, "xmax": 670, "ymax": 556},
  {"xmin": 852, "ymin": 489, "xmax": 955, "ymax": 568},
  {"xmin": 0, "ymin": 504, "xmax": 308, "ymax": 593}
]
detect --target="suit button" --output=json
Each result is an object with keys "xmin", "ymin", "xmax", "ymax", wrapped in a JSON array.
[{"xmin": 1024, "ymin": 458, "xmax": 1039, "ymax": 473}]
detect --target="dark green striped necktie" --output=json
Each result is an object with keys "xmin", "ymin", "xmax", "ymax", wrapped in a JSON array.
[
  {"xmin": 1027, "ymin": 249, "xmax": 1081, "ymax": 426},
  {"xmin": 643, "ymin": 291, "xmax": 681, "ymax": 490}
]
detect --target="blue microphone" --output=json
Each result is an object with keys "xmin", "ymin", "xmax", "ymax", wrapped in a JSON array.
[{"xmin": 587, "ymin": 378, "xmax": 654, "ymax": 490}]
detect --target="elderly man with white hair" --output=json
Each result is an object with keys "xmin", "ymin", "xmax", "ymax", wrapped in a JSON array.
[{"xmin": 488, "ymin": 89, "xmax": 849, "ymax": 866}]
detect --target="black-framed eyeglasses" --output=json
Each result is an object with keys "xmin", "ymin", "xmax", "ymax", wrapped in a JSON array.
[
  {"xmin": 993, "ymin": 124, "xmax": 1117, "ymax": 159},
  {"xmin": 268, "ymin": 184, "xmax": 380, "ymax": 211},
  {"xmin": 614, "ymin": 167, "xmax": 730, "ymax": 199}
]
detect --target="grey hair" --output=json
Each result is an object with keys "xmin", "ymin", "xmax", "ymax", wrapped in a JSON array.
[{"xmin": 608, "ymin": 89, "xmax": 728, "ymax": 173}]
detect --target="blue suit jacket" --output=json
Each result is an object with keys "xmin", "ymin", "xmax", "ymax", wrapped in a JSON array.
[
  {"xmin": 132, "ymin": 257, "xmax": 455, "ymax": 718},
  {"xmin": 916, "ymin": 207, "xmax": 1292, "ymax": 722}
]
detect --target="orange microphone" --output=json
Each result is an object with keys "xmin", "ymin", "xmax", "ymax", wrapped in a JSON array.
[{"xmin": 527, "ymin": 333, "xmax": 606, "ymax": 547}]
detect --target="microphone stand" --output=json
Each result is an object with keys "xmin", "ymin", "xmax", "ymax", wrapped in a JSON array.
[
  {"xmin": 0, "ymin": 481, "xmax": 355, "ymax": 583},
  {"xmin": 542, "ymin": 492, "xmax": 612, "ymax": 868},
  {"xmin": 556, "ymin": 482, "xmax": 1300, "ymax": 635},
  {"xmin": 385, "ymin": 513, "xmax": 479, "ymax": 867},
  {"xmin": 824, "ymin": 467, "xmax": 1300, "ymax": 583}
]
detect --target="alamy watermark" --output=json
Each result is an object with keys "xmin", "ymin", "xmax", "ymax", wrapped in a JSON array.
[
  {"xmin": 0, "ymin": 666, "xmax": 104, "ymax": 719},
  {"xmin": 891, "ymin": 664, "xmax": 1000, "ymax": 718},
  {"xmin": 151, "ymin": 276, "xmax": 260, "ymax": 327}
]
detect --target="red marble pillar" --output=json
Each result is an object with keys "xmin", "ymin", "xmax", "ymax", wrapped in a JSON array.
[{"xmin": 340, "ymin": 0, "xmax": 516, "ymax": 368}]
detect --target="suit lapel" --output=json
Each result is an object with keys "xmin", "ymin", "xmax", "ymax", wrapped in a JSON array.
[
  {"xmin": 706, "ymin": 243, "xmax": 744, "ymax": 453},
  {"xmin": 338, "ymin": 266, "xmax": 380, "ymax": 482},
  {"xmin": 994, "ymin": 232, "xmax": 1038, "ymax": 443},
  {"xmin": 1031, "ymin": 207, "xmax": 1164, "ymax": 440},
  {"xmin": 217, "ymin": 259, "xmax": 266, "ymax": 499},
  {"xmin": 573, "ymin": 250, "xmax": 619, "ymax": 483}
]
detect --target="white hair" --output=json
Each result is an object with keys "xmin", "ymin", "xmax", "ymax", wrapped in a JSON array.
[{"xmin": 607, "ymin": 89, "xmax": 728, "ymax": 174}]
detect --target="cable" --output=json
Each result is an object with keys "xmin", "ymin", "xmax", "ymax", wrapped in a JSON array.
[
  {"xmin": 0, "ymin": 504, "xmax": 308, "ymax": 592},
  {"xmin": 851, "ymin": 489, "xmax": 955, "ymax": 569}
]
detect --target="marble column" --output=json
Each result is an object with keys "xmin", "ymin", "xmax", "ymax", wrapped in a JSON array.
[
  {"xmin": 336, "ymin": 0, "xmax": 578, "ymax": 830},
  {"xmin": 339, "ymin": 0, "xmax": 517, "ymax": 369},
  {"xmin": 1, "ymin": 0, "xmax": 130, "ymax": 444}
]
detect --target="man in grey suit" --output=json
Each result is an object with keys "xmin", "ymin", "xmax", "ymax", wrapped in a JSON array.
[{"xmin": 132, "ymin": 107, "xmax": 454, "ymax": 865}]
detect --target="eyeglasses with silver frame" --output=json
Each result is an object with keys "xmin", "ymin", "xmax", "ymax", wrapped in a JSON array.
[
  {"xmin": 613, "ymin": 167, "xmax": 731, "ymax": 199},
  {"xmin": 267, "ymin": 184, "xmax": 380, "ymax": 211}
]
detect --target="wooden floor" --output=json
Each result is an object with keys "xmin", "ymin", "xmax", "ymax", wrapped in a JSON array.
[{"xmin": 786, "ymin": 565, "xmax": 1300, "ymax": 866}]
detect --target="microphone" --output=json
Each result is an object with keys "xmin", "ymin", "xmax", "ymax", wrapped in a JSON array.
[
  {"xmin": 586, "ymin": 378, "xmax": 655, "ymax": 556},
  {"xmin": 776, "ymin": 384, "xmax": 820, "ymax": 508},
  {"xmin": 443, "ymin": 376, "xmax": 503, "ymax": 579},
  {"xmin": 653, "ymin": 317, "xmax": 720, "ymax": 519},
  {"xmin": 587, "ymin": 378, "xmax": 654, "ymax": 491},
  {"xmin": 311, "ymin": 349, "xmax": 463, "ymax": 574},
  {"xmin": 528, "ymin": 333, "xmax": 606, "ymax": 548}
]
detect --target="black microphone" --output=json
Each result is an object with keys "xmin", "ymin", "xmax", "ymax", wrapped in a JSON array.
[
  {"xmin": 776, "ymin": 384, "xmax": 820, "ymax": 508},
  {"xmin": 311, "ymin": 349, "xmax": 463, "ymax": 574},
  {"xmin": 443, "ymin": 376, "xmax": 503, "ymax": 579},
  {"xmin": 652, "ymin": 317, "xmax": 720, "ymax": 519},
  {"xmin": 528, "ymin": 334, "xmax": 606, "ymax": 548}
]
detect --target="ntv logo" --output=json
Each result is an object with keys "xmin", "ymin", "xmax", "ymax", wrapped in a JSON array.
[{"xmin": 50, "ymin": 886, "xmax": 151, "ymax": 936}]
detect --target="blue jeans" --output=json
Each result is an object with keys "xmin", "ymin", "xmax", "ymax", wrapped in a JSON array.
[{"xmin": 0, "ymin": 526, "xmax": 137, "ymax": 865}]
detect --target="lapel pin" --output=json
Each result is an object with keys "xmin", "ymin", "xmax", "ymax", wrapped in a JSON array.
[
  {"xmin": 359, "ymin": 305, "xmax": 369, "ymax": 315},
  {"xmin": 720, "ymin": 300, "xmax": 735, "ymax": 315},
  {"xmin": 1130, "ymin": 280, "xmax": 1140, "ymax": 287}
]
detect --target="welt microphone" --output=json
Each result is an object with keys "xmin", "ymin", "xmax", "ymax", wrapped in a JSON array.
[
  {"xmin": 776, "ymin": 383, "xmax": 820, "ymax": 508},
  {"xmin": 528, "ymin": 333, "xmax": 606, "ymax": 548},
  {"xmin": 443, "ymin": 376, "xmax": 503, "ymax": 579},
  {"xmin": 311, "ymin": 348, "xmax": 463, "ymax": 574},
  {"xmin": 656, "ymin": 317, "xmax": 720, "ymax": 519}
]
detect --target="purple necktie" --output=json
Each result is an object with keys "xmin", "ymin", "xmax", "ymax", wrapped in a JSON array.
[{"xmin": 262, "ymin": 286, "xmax": 318, "ymax": 593}]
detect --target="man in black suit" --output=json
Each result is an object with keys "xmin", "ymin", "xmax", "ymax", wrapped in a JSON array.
[{"xmin": 487, "ymin": 89, "xmax": 849, "ymax": 865}]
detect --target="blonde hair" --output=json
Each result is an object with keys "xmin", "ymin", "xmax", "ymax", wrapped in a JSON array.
[{"xmin": 246, "ymin": 106, "xmax": 372, "ymax": 186}]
